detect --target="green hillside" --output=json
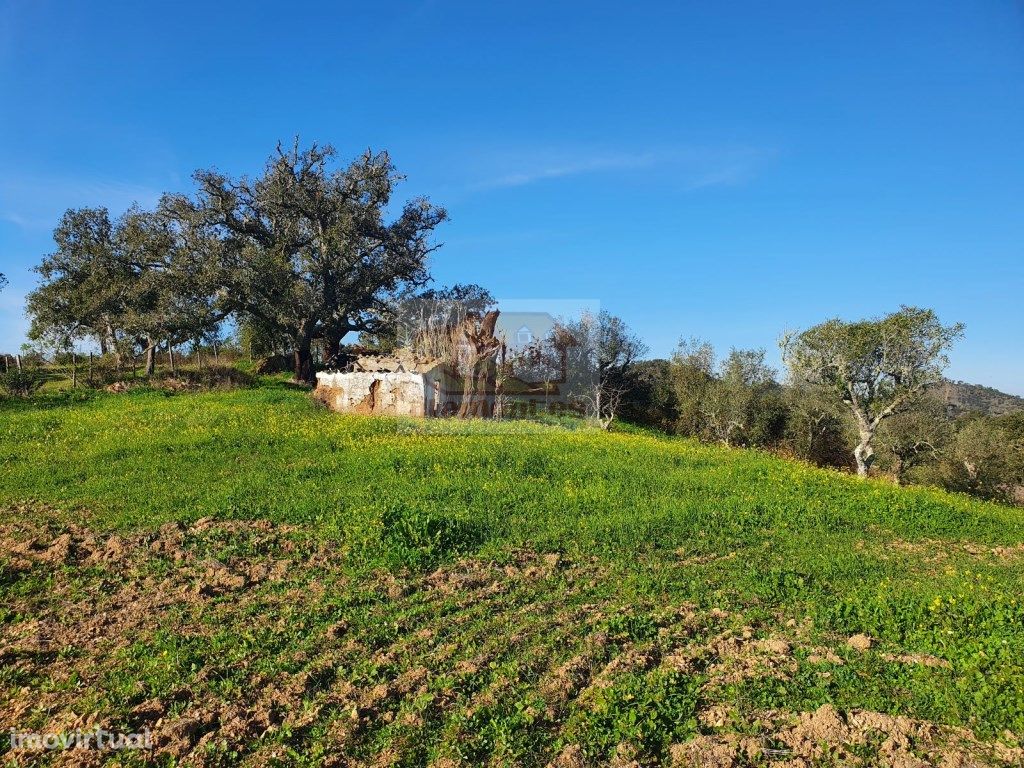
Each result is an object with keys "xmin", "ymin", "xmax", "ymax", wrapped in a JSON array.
[{"xmin": 2, "ymin": 384, "xmax": 1022, "ymax": 766}]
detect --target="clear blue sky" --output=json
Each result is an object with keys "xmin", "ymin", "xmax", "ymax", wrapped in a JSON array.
[{"xmin": 2, "ymin": 1, "xmax": 1022, "ymax": 393}]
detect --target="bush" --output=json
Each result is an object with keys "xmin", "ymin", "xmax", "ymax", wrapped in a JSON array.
[
  {"xmin": 619, "ymin": 359, "xmax": 678, "ymax": 432},
  {"xmin": 151, "ymin": 366, "xmax": 257, "ymax": 391},
  {"xmin": 0, "ymin": 369, "xmax": 45, "ymax": 398},
  {"xmin": 105, "ymin": 366, "xmax": 257, "ymax": 394},
  {"xmin": 932, "ymin": 416, "xmax": 1024, "ymax": 503}
]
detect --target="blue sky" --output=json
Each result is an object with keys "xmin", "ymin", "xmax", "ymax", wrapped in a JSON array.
[{"xmin": 1, "ymin": 1, "xmax": 1022, "ymax": 393}]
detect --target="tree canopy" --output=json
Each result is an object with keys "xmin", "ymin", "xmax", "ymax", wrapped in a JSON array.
[
  {"xmin": 26, "ymin": 206, "xmax": 217, "ymax": 373},
  {"xmin": 782, "ymin": 306, "xmax": 964, "ymax": 475},
  {"xmin": 163, "ymin": 141, "xmax": 448, "ymax": 381}
]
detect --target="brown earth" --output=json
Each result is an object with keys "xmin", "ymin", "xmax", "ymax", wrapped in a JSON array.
[{"xmin": 0, "ymin": 507, "xmax": 1019, "ymax": 767}]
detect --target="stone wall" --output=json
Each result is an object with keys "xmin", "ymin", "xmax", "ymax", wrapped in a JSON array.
[{"xmin": 314, "ymin": 371, "xmax": 427, "ymax": 417}]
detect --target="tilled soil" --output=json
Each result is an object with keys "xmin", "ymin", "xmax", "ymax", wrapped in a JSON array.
[{"xmin": 0, "ymin": 507, "xmax": 1019, "ymax": 767}]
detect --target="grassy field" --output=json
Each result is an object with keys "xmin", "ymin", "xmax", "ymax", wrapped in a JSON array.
[{"xmin": 1, "ymin": 383, "xmax": 1023, "ymax": 766}]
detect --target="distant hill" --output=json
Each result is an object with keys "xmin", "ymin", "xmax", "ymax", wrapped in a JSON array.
[{"xmin": 937, "ymin": 380, "xmax": 1024, "ymax": 418}]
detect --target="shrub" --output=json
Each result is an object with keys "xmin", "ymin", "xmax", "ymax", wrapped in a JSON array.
[
  {"xmin": 151, "ymin": 366, "xmax": 257, "ymax": 391},
  {"xmin": 0, "ymin": 369, "xmax": 45, "ymax": 398}
]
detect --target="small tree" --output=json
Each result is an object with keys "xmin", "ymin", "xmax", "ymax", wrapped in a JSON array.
[
  {"xmin": 702, "ymin": 348, "xmax": 785, "ymax": 447},
  {"xmin": 783, "ymin": 382, "xmax": 851, "ymax": 468},
  {"xmin": 669, "ymin": 340, "xmax": 785, "ymax": 447},
  {"xmin": 619, "ymin": 359, "xmax": 678, "ymax": 432},
  {"xmin": 876, "ymin": 396, "xmax": 952, "ymax": 484},
  {"xmin": 671, "ymin": 338, "xmax": 715, "ymax": 437},
  {"xmin": 939, "ymin": 416, "xmax": 1024, "ymax": 502},
  {"xmin": 556, "ymin": 311, "xmax": 647, "ymax": 429},
  {"xmin": 782, "ymin": 307, "xmax": 963, "ymax": 477}
]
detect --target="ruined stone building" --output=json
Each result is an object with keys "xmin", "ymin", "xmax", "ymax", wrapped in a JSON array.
[
  {"xmin": 313, "ymin": 310, "xmax": 592, "ymax": 418},
  {"xmin": 313, "ymin": 355, "xmax": 474, "ymax": 417}
]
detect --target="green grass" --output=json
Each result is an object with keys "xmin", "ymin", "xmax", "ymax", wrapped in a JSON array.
[{"xmin": 1, "ymin": 383, "xmax": 1023, "ymax": 765}]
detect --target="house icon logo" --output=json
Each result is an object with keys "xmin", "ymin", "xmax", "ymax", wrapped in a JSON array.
[{"xmin": 497, "ymin": 312, "xmax": 555, "ymax": 351}]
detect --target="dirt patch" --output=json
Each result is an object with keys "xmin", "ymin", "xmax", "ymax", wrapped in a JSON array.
[
  {"xmin": 846, "ymin": 633, "xmax": 873, "ymax": 652},
  {"xmin": 881, "ymin": 652, "xmax": 952, "ymax": 669},
  {"xmin": 0, "ymin": 512, "xmax": 617, "ymax": 766},
  {"xmin": 699, "ymin": 627, "xmax": 799, "ymax": 686},
  {"xmin": 0, "ymin": 510, "xmax": 333, "ymax": 765},
  {"xmin": 670, "ymin": 704, "xmax": 1020, "ymax": 767},
  {"xmin": 880, "ymin": 533, "xmax": 1024, "ymax": 565},
  {"xmin": 1, "ymin": 508, "xmax": 1018, "ymax": 767}
]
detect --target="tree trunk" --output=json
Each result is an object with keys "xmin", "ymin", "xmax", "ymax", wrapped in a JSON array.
[
  {"xmin": 293, "ymin": 343, "xmax": 315, "ymax": 384},
  {"xmin": 104, "ymin": 321, "xmax": 121, "ymax": 371},
  {"xmin": 854, "ymin": 430, "xmax": 875, "ymax": 477},
  {"xmin": 144, "ymin": 340, "xmax": 156, "ymax": 376},
  {"xmin": 323, "ymin": 337, "xmax": 342, "ymax": 368},
  {"xmin": 454, "ymin": 311, "xmax": 501, "ymax": 418},
  {"xmin": 892, "ymin": 455, "xmax": 906, "ymax": 485},
  {"xmin": 168, "ymin": 342, "xmax": 176, "ymax": 375},
  {"xmin": 458, "ymin": 356, "xmax": 497, "ymax": 418}
]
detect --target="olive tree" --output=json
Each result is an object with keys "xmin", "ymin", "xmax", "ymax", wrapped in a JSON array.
[
  {"xmin": 619, "ymin": 358, "xmax": 678, "ymax": 432},
  {"xmin": 165, "ymin": 141, "xmax": 447, "ymax": 382},
  {"xmin": 938, "ymin": 416, "xmax": 1024, "ymax": 502},
  {"xmin": 670, "ymin": 340, "xmax": 785, "ymax": 447},
  {"xmin": 671, "ymin": 338, "xmax": 716, "ymax": 437},
  {"xmin": 783, "ymin": 381, "xmax": 852, "ymax": 468},
  {"xmin": 876, "ymin": 396, "xmax": 952, "ymax": 484},
  {"xmin": 556, "ymin": 311, "xmax": 648, "ymax": 429},
  {"xmin": 782, "ymin": 307, "xmax": 963, "ymax": 476},
  {"xmin": 703, "ymin": 348, "xmax": 785, "ymax": 447}
]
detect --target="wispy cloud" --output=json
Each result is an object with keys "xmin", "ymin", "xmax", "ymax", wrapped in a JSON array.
[
  {"xmin": 472, "ymin": 152, "xmax": 664, "ymax": 190},
  {"xmin": 468, "ymin": 146, "xmax": 773, "ymax": 192},
  {"xmin": 0, "ymin": 176, "xmax": 163, "ymax": 232}
]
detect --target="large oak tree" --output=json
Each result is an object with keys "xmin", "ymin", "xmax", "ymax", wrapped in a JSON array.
[{"xmin": 166, "ymin": 141, "xmax": 447, "ymax": 382}]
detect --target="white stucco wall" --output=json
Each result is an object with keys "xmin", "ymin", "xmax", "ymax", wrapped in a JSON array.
[{"xmin": 315, "ymin": 371, "xmax": 427, "ymax": 417}]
